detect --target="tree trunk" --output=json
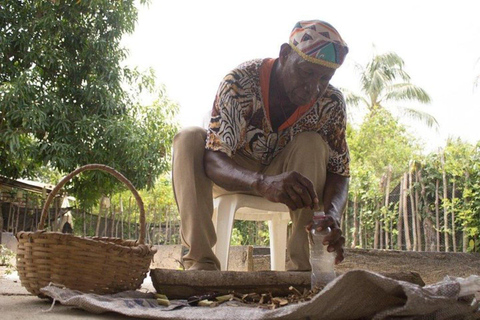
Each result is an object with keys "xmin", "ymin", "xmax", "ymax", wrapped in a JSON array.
[
  {"xmin": 390, "ymin": 220, "xmax": 394, "ymax": 250},
  {"xmin": 104, "ymin": 198, "xmax": 110, "ymax": 237},
  {"xmin": 422, "ymin": 216, "xmax": 436, "ymax": 252},
  {"xmin": 120, "ymin": 195, "xmax": 124, "ymax": 239},
  {"xmin": 462, "ymin": 171, "xmax": 470, "ymax": 253},
  {"xmin": 128, "ymin": 196, "xmax": 132, "ymax": 239},
  {"xmin": 352, "ymin": 194, "xmax": 358, "ymax": 248},
  {"xmin": 463, "ymin": 230, "xmax": 468, "ymax": 252},
  {"xmin": 158, "ymin": 211, "xmax": 163, "ymax": 245},
  {"xmin": 384, "ymin": 166, "xmax": 392, "ymax": 249},
  {"xmin": 166, "ymin": 206, "xmax": 171, "ymax": 244},
  {"xmin": 95, "ymin": 202, "xmax": 102, "ymax": 237},
  {"xmin": 111, "ymin": 204, "xmax": 116, "ymax": 238},
  {"xmin": 145, "ymin": 222, "xmax": 150, "ymax": 244},
  {"xmin": 89, "ymin": 207, "xmax": 93, "ymax": 235},
  {"xmin": 47, "ymin": 200, "xmax": 51, "ymax": 230},
  {"xmin": 435, "ymin": 179, "xmax": 440, "ymax": 252},
  {"xmin": 417, "ymin": 169, "xmax": 432, "ymax": 252},
  {"xmin": 364, "ymin": 224, "xmax": 368, "ymax": 248},
  {"xmin": 414, "ymin": 172, "xmax": 422, "ymax": 251},
  {"xmin": 135, "ymin": 209, "xmax": 139, "ymax": 240},
  {"xmin": 379, "ymin": 219, "xmax": 383, "ymax": 250},
  {"xmin": 374, "ymin": 218, "xmax": 379, "ymax": 249},
  {"xmin": 403, "ymin": 172, "xmax": 412, "ymax": 251},
  {"xmin": 451, "ymin": 180, "xmax": 457, "ymax": 252},
  {"xmin": 397, "ymin": 175, "xmax": 404, "ymax": 250},
  {"xmin": 408, "ymin": 170, "xmax": 417, "ymax": 251},
  {"xmin": 153, "ymin": 197, "xmax": 158, "ymax": 245},
  {"xmin": 81, "ymin": 204, "xmax": 85, "ymax": 236},
  {"xmin": 441, "ymin": 151, "xmax": 449, "ymax": 252},
  {"xmin": 135, "ymin": 220, "xmax": 138, "ymax": 242},
  {"xmin": 358, "ymin": 203, "xmax": 363, "ymax": 248},
  {"xmin": 23, "ymin": 194, "xmax": 28, "ymax": 231}
]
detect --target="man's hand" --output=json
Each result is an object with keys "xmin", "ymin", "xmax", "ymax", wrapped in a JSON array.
[
  {"xmin": 305, "ymin": 214, "xmax": 345, "ymax": 264},
  {"xmin": 254, "ymin": 171, "xmax": 320, "ymax": 211}
]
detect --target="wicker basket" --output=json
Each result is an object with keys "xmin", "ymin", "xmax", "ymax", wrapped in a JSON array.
[{"xmin": 16, "ymin": 164, "xmax": 157, "ymax": 297}]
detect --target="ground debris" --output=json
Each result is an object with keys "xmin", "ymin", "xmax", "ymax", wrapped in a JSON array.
[{"xmin": 182, "ymin": 285, "xmax": 325, "ymax": 310}]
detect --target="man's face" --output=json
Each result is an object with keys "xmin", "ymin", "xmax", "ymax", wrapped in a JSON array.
[{"xmin": 281, "ymin": 47, "xmax": 336, "ymax": 106}]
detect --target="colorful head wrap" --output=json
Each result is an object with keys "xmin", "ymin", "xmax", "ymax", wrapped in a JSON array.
[{"xmin": 289, "ymin": 20, "xmax": 348, "ymax": 69}]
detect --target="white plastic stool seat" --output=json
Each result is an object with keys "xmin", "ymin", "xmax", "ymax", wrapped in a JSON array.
[{"xmin": 212, "ymin": 194, "xmax": 290, "ymax": 271}]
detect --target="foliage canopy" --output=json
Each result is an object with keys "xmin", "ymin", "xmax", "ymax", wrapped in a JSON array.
[{"xmin": 1, "ymin": 0, "xmax": 178, "ymax": 204}]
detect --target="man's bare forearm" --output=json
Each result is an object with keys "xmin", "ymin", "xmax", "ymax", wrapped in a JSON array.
[
  {"xmin": 323, "ymin": 172, "xmax": 349, "ymax": 223},
  {"xmin": 204, "ymin": 150, "xmax": 263, "ymax": 193},
  {"xmin": 205, "ymin": 149, "xmax": 327, "ymax": 212}
]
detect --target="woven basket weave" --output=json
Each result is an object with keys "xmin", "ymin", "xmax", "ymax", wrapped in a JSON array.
[{"xmin": 16, "ymin": 164, "xmax": 156, "ymax": 297}]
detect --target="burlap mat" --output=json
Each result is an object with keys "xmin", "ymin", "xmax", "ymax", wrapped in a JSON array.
[{"xmin": 40, "ymin": 270, "xmax": 480, "ymax": 320}]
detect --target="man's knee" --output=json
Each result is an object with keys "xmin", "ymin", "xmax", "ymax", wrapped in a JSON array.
[
  {"xmin": 290, "ymin": 132, "xmax": 329, "ymax": 155},
  {"xmin": 173, "ymin": 126, "xmax": 207, "ymax": 149}
]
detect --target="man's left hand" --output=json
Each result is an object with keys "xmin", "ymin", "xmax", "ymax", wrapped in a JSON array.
[{"xmin": 305, "ymin": 214, "xmax": 345, "ymax": 264}]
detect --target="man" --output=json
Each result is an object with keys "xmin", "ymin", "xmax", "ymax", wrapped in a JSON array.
[{"xmin": 173, "ymin": 20, "xmax": 349, "ymax": 271}]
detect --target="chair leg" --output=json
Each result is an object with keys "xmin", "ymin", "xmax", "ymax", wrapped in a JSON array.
[
  {"xmin": 213, "ymin": 197, "xmax": 238, "ymax": 271},
  {"xmin": 268, "ymin": 217, "xmax": 288, "ymax": 271}
]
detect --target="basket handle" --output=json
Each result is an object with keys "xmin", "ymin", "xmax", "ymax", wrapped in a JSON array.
[{"xmin": 39, "ymin": 164, "xmax": 146, "ymax": 245}]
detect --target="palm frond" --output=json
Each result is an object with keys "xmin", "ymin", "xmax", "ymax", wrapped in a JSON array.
[
  {"xmin": 364, "ymin": 52, "xmax": 407, "ymax": 95},
  {"xmin": 391, "ymin": 67, "xmax": 411, "ymax": 82},
  {"xmin": 342, "ymin": 89, "xmax": 369, "ymax": 108},
  {"xmin": 367, "ymin": 69, "xmax": 389, "ymax": 98},
  {"xmin": 384, "ymin": 83, "xmax": 431, "ymax": 104},
  {"xmin": 376, "ymin": 52, "xmax": 412, "ymax": 82},
  {"xmin": 397, "ymin": 106, "xmax": 439, "ymax": 130},
  {"xmin": 375, "ymin": 52, "xmax": 405, "ymax": 69}
]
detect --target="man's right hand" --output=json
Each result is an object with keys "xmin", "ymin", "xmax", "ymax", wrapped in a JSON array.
[{"xmin": 253, "ymin": 171, "xmax": 320, "ymax": 211}]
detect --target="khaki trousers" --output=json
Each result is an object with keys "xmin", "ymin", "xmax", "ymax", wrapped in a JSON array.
[{"xmin": 172, "ymin": 127, "xmax": 329, "ymax": 271}]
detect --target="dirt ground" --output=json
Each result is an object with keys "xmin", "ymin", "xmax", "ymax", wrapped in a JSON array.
[
  {"xmin": 336, "ymin": 248, "xmax": 480, "ymax": 284},
  {"xmin": 2, "ymin": 248, "xmax": 480, "ymax": 286}
]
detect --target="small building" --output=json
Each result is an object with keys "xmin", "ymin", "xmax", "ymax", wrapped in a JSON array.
[{"xmin": 0, "ymin": 176, "xmax": 68, "ymax": 245}]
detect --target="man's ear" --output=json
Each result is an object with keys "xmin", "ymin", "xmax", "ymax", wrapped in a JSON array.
[{"xmin": 278, "ymin": 43, "xmax": 292, "ymax": 64}]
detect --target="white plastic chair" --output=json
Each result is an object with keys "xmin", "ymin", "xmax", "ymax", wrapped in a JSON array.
[{"xmin": 212, "ymin": 194, "xmax": 290, "ymax": 271}]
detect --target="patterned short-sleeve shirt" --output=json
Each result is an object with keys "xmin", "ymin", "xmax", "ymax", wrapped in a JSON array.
[{"xmin": 206, "ymin": 59, "xmax": 350, "ymax": 177}]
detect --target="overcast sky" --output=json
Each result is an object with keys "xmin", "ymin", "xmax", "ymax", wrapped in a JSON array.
[{"xmin": 122, "ymin": 0, "xmax": 480, "ymax": 152}]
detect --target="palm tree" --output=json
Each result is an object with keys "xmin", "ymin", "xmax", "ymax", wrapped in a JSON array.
[{"xmin": 346, "ymin": 51, "xmax": 438, "ymax": 128}]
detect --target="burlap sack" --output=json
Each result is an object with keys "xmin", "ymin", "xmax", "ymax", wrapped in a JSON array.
[{"xmin": 40, "ymin": 270, "xmax": 480, "ymax": 320}]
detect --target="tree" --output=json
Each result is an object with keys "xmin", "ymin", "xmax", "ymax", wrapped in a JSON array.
[
  {"xmin": 0, "ymin": 0, "xmax": 178, "ymax": 204},
  {"xmin": 346, "ymin": 50, "xmax": 437, "ymax": 128},
  {"xmin": 347, "ymin": 108, "xmax": 420, "ymax": 249},
  {"xmin": 416, "ymin": 140, "xmax": 480, "ymax": 253},
  {"xmin": 462, "ymin": 142, "xmax": 480, "ymax": 252},
  {"xmin": 443, "ymin": 138, "xmax": 476, "ymax": 252}
]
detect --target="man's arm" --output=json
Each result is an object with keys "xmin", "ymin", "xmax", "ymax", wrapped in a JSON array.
[
  {"xmin": 319, "ymin": 172, "xmax": 349, "ymax": 264},
  {"xmin": 204, "ymin": 150, "xmax": 320, "ymax": 211},
  {"xmin": 204, "ymin": 149, "xmax": 260, "ymax": 193},
  {"xmin": 323, "ymin": 172, "xmax": 349, "ymax": 223}
]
